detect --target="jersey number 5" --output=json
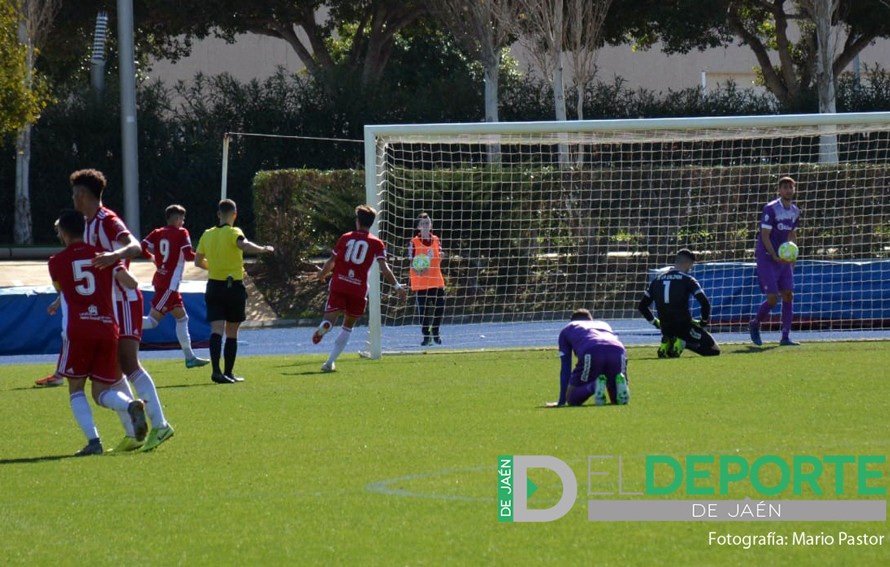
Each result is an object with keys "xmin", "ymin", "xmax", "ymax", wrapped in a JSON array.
[
  {"xmin": 343, "ymin": 239, "xmax": 369, "ymax": 265},
  {"xmin": 73, "ymin": 260, "xmax": 96, "ymax": 296}
]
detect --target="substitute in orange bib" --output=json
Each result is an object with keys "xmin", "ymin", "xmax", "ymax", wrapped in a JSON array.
[{"xmin": 409, "ymin": 213, "xmax": 446, "ymax": 346}]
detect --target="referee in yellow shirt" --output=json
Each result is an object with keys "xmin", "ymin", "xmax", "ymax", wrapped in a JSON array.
[{"xmin": 195, "ymin": 199, "xmax": 275, "ymax": 383}]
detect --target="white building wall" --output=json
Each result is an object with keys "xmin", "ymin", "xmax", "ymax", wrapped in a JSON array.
[
  {"xmin": 149, "ymin": 32, "xmax": 890, "ymax": 93},
  {"xmin": 149, "ymin": 35, "xmax": 306, "ymax": 84}
]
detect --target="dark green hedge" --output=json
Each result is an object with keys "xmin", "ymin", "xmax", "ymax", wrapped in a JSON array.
[{"xmin": 252, "ymin": 168, "xmax": 364, "ymax": 278}]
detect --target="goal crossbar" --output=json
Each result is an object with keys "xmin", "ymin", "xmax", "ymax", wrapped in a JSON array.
[{"xmin": 365, "ymin": 111, "xmax": 890, "ymax": 139}]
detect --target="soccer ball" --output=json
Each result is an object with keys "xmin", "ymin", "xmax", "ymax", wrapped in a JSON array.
[
  {"xmin": 777, "ymin": 241, "xmax": 799, "ymax": 262},
  {"xmin": 412, "ymin": 254, "xmax": 431, "ymax": 272}
]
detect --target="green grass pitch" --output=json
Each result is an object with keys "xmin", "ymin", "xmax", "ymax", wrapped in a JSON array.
[{"xmin": 1, "ymin": 342, "xmax": 888, "ymax": 565}]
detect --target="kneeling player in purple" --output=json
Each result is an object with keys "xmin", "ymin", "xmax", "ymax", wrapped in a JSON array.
[
  {"xmin": 547, "ymin": 309, "xmax": 629, "ymax": 407},
  {"xmin": 749, "ymin": 176, "xmax": 801, "ymax": 346}
]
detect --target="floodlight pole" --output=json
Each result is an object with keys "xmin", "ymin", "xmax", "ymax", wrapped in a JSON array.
[
  {"xmin": 117, "ymin": 0, "xmax": 140, "ymax": 237},
  {"xmin": 90, "ymin": 12, "xmax": 109, "ymax": 99}
]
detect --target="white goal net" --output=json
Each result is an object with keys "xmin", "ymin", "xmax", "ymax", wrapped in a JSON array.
[{"xmin": 363, "ymin": 113, "xmax": 890, "ymax": 357}]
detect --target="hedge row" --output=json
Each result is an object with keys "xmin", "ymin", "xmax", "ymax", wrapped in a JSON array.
[{"xmin": 252, "ymin": 168, "xmax": 364, "ymax": 278}]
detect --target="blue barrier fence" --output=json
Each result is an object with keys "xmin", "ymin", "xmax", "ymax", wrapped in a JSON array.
[
  {"xmin": 3, "ymin": 260, "xmax": 889, "ymax": 356},
  {"xmin": 651, "ymin": 259, "xmax": 890, "ymax": 328},
  {"xmin": 0, "ymin": 281, "xmax": 210, "ymax": 356}
]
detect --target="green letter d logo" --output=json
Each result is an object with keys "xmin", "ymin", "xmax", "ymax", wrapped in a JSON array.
[{"xmin": 514, "ymin": 456, "xmax": 577, "ymax": 522}]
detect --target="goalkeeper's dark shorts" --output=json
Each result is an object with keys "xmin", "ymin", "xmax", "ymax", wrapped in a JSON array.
[{"xmin": 661, "ymin": 319, "xmax": 720, "ymax": 357}]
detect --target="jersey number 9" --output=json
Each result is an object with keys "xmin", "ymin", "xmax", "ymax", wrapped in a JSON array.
[{"xmin": 159, "ymin": 239, "xmax": 170, "ymax": 263}]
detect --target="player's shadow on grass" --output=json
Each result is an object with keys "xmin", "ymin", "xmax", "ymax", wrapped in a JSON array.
[
  {"xmin": 275, "ymin": 362, "xmax": 323, "ymax": 369},
  {"xmin": 156, "ymin": 382, "xmax": 219, "ymax": 390},
  {"xmin": 0, "ymin": 454, "xmax": 77, "ymax": 465},
  {"xmin": 278, "ymin": 361, "xmax": 333, "ymax": 376},
  {"xmin": 535, "ymin": 404, "xmax": 614, "ymax": 409},
  {"xmin": 734, "ymin": 345, "xmax": 779, "ymax": 354},
  {"xmin": 281, "ymin": 370, "xmax": 332, "ymax": 376}
]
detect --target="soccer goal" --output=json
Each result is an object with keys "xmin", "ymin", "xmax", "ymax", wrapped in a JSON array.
[{"xmin": 363, "ymin": 112, "xmax": 890, "ymax": 358}]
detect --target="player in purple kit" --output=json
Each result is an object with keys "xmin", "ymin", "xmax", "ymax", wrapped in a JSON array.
[
  {"xmin": 546, "ymin": 309, "xmax": 629, "ymax": 407},
  {"xmin": 749, "ymin": 176, "xmax": 801, "ymax": 346}
]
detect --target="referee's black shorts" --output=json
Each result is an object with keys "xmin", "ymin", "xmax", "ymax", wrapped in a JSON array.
[{"xmin": 205, "ymin": 278, "xmax": 247, "ymax": 323}]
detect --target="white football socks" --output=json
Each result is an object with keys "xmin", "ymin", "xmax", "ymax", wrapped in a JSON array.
[
  {"xmin": 98, "ymin": 387, "xmax": 133, "ymax": 413},
  {"xmin": 326, "ymin": 327, "xmax": 352, "ymax": 366},
  {"xmin": 107, "ymin": 379, "xmax": 137, "ymax": 437},
  {"xmin": 129, "ymin": 367, "xmax": 168, "ymax": 429},
  {"xmin": 69, "ymin": 391, "xmax": 99, "ymax": 441},
  {"xmin": 175, "ymin": 314, "xmax": 196, "ymax": 359},
  {"xmin": 142, "ymin": 315, "xmax": 160, "ymax": 330}
]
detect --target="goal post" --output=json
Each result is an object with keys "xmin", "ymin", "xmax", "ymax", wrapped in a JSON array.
[
  {"xmin": 364, "ymin": 112, "xmax": 890, "ymax": 358},
  {"xmin": 364, "ymin": 128, "xmax": 383, "ymax": 358}
]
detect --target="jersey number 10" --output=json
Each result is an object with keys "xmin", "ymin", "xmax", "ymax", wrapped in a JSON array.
[{"xmin": 343, "ymin": 239, "xmax": 369, "ymax": 265}]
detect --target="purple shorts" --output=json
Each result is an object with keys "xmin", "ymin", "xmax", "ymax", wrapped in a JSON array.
[
  {"xmin": 566, "ymin": 345, "xmax": 627, "ymax": 406},
  {"xmin": 569, "ymin": 345, "xmax": 626, "ymax": 387},
  {"xmin": 756, "ymin": 254, "xmax": 794, "ymax": 294}
]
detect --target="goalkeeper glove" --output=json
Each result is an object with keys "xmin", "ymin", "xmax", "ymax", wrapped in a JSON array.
[
  {"xmin": 650, "ymin": 317, "xmax": 661, "ymax": 329},
  {"xmin": 693, "ymin": 318, "xmax": 709, "ymax": 328}
]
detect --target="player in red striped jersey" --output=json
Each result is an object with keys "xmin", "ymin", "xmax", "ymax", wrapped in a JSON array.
[
  {"xmin": 71, "ymin": 169, "xmax": 174, "ymax": 452},
  {"xmin": 141, "ymin": 204, "xmax": 209, "ymax": 369},
  {"xmin": 312, "ymin": 205, "xmax": 406, "ymax": 372},
  {"xmin": 49, "ymin": 211, "xmax": 148, "ymax": 456}
]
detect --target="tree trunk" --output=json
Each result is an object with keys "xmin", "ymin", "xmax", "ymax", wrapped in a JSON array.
[
  {"xmin": 553, "ymin": 52, "xmax": 569, "ymax": 165},
  {"xmin": 773, "ymin": 7, "xmax": 800, "ymax": 103},
  {"xmin": 576, "ymin": 82, "xmax": 585, "ymax": 166},
  {"xmin": 813, "ymin": 0, "xmax": 839, "ymax": 162},
  {"xmin": 483, "ymin": 50, "xmax": 502, "ymax": 164},
  {"xmin": 14, "ymin": 125, "xmax": 33, "ymax": 245},
  {"xmin": 551, "ymin": 34, "xmax": 566, "ymax": 120},
  {"xmin": 576, "ymin": 84, "xmax": 584, "ymax": 122},
  {"xmin": 483, "ymin": 50, "xmax": 499, "ymax": 124},
  {"xmin": 728, "ymin": 9, "xmax": 792, "ymax": 107},
  {"xmin": 14, "ymin": 18, "xmax": 33, "ymax": 244}
]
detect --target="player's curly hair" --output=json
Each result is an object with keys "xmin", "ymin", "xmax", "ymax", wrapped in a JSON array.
[{"xmin": 69, "ymin": 169, "xmax": 107, "ymax": 200}]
